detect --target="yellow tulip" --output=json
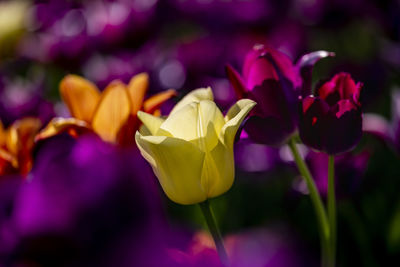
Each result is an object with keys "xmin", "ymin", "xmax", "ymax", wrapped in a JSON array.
[
  {"xmin": 135, "ymin": 88, "xmax": 256, "ymax": 205},
  {"xmin": 37, "ymin": 73, "xmax": 176, "ymax": 145},
  {"xmin": 0, "ymin": 118, "xmax": 42, "ymax": 176}
]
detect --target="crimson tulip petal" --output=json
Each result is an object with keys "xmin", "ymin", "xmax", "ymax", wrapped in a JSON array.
[
  {"xmin": 299, "ymin": 73, "xmax": 363, "ymax": 154},
  {"xmin": 225, "ymin": 64, "xmax": 248, "ymax": 99}
]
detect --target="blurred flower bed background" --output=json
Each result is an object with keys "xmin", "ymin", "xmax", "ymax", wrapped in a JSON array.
[{"xmin": 0, "ymin": 0, "xmax": 400, "ymax": 266}]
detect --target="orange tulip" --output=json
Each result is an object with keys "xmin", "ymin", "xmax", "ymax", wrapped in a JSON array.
[
  {"xmin": 37, "ymin": 73, "xmax": 176, "ymax": 145},
  {"xmin": 0, "ymin": 118, "xmax": 42, "ymax": 176}
]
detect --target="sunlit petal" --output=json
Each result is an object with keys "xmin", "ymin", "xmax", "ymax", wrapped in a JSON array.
[
  {"xmin": 169, "ymin": 87, "xmax": 213, "ymax": 115},
  {"xmin": 143, "ymin": 89, "xmax": 177, "ymax": 114},
  {"xmin": 127, "ymin": 73, "xmax": 149, "ymax": 114},
  {"xmin": 221, "ymin": 99, "xmax": 256, "ymax": 148},
  {"xmin": 158, "ymin": 100, "xmax": 225, "ymax": 151},
  {"xmin": 60, "ymin": 75, "xmax": 101, "ymax": 123},
  {"xmin": 92, "ymin": 81, "xmax": 131, "ymax": 143},
  {"xmin": 137, "ymin": 111, "xmax": 165, "ymax": 136},
  {"xmin": 135, "ymin": 132, "xmax": 206, "ymax": 205}
]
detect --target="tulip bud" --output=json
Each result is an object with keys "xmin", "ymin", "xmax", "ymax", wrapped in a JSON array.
[
  {"xmin": 299, "ymin": 73, "xmax": 363, "ymax": 154},
  {"xmin": 135, "ymin": 88, "xmax": 255, "ymax": 205}
]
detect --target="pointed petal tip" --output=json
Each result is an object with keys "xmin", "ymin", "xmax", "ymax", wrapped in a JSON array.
[
  {"xmin": 136, "ymin": 111, "xmax": 165, "ymax": 136},
  {"xmin": 143, "ymin": 89, "xmax": 177, "ymax": 114}
]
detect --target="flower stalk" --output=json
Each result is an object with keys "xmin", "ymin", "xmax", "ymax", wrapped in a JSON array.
[
  {"xmin": 288, "ymin": 138, "xmax": 331, "ymax": 267},
  {"xmin": 199, "ymin": 200, "xmax": 229, "ymax": 266},
  {"xmin": 327, "ymin": 155, "xmax": 336, "ymax": 267}
]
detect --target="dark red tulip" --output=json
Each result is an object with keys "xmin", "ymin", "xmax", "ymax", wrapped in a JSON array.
[
  {"xmin": 299, "ymin": 73, "xmax": 363, "ymax": 154},
  {"xmin": 226, "ymin": 44, "xmax": 333, "ymax": 145}
]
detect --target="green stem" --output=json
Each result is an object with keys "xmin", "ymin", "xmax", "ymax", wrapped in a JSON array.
[
  {"xmin": 199, "ymin": 200, "xmax": 229, "ymax": 266},
  {"xmin": 328, "ymin": 155, "xmax": 336, "ymax": 267},
  {"xmin": 288, "ymin": 138, "xmax": 330, "ymax": 267}
]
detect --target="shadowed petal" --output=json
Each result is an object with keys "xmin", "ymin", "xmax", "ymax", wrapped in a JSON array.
[
  {"xmin": 225, "ymin": 64, "xmax": 248, "ymax": 99},
  {"xmin": 204, "ymin": 141, "xmax": 234, "ymax": 198},
  {"xmin": 323, "ymin": 101, "xmax": 362, "ymax": 154},
  {"xmin": 299, "ymin": 97, "xmax": 330, "ymax": 152},
  {"xmin": 244, "ymin": 116, "xmax": 294, "ymax": 146}
]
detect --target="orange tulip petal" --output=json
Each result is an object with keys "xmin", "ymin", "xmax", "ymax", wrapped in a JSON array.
[
  {"xmin": 0, "ymin": 120, "xmax": 6, "ymax": 147},
  {"xmin": 127, "ymin": 73, "xmax": 149, "ymax": 115},
  {"xmin": 35, "ymin": 117, "xmax": 90, "ymax": 142},
  {"xmin": 92, "ymin": 81, "xmax": 131, "ymax": 143},
  {"xmin": 60, "ymin": 75, "xmax": 101, "ymax": 123},
  {"xmin": 0, "ymin": 148, "xmax": 17, "ymax": 175},
  {"xmin": 143, "ymin": 89, "xmax": 177, "ymax": 114},
  {"xmin": 5, "ymin": 118, "xmax": 41, "ymax": 176},
  {"xmin": 6, "ymin": 118, "xmax": 41, "ymax": 156}
]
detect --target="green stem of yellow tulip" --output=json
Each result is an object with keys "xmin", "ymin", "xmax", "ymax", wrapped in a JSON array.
[
  {"xmin": 288, "ymin": 138, "xmax": 330, "ymax": 267},
  {"xmin": 327, "ymin": 155, "xmax": 336, "ymax": 267},
  {"xmin": 199, "ymin": 200, "xmax": 229, "ymax": 266}
]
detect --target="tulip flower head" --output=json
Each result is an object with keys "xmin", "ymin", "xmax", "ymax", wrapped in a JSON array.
[
  {"xmin": 0, "ymin": 118, "xmax": 41, "ymax": 176},
  {"xmin": 226, "ymin": 44, "xmax": 333, "ymax": 145},
  {"xmin": 37, "ymin": 73, "xmax": 176, "ymax": 145},
  {"xmin": 299, "ymin": 73, "xmax": 363, "ymax": 154},
  {"xmin": 135, "ymin": 88, "xmax": 255, "ymax": 205}
]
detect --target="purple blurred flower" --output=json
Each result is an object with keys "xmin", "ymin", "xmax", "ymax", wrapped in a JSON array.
[
  {"xmin": 0, "ymin": 74, "xmax": 54, "ymax": 127},
  {"xmin": 169, "ymin": 0, "xmax": 274, "ymax": 26},
  {"xmin": 20, "ymin": 0, "xmax": 158, "ymax": 64},
  {"xmin": 234, "ymin": 139, "xmax": 281, "ymax": 173},
  {"xmin": 226, "ymin": 44, "xmax": 333, "ymax": 145},
  {"xmin": 363, "ymin": 90, "xmax": 400, "ymax": 153},
  {"xmin": 0, "ymin": 176, "xmax": 22, "ymax": 259},
  {"xmin": 225, "ymin": 227, "xmax": 313, "ymax": 267},
  {"xmin": 0, "ymin": 135, "xmax": 182, "ymax": 266},
  {"xmin": 299, "ymin": 72, "xmax": 363, "ymax": 154},
  {"xmin": 305, "ymin": 150, "xmax": 370, "ymax": 197}
]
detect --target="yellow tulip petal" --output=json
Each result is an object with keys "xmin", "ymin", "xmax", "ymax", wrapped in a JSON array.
[
  {"xmin": 169, "ymin": 87, "xmax": 213, "ymax": 115},
  {"xmin": 143, "ymin": 89, "xmax": 177, "ymax": 115},
  {"xmin": 203, "ymin": 141, "xmax": 234, "ymax": 198},
  {"xmin": 221, "ymin": 99, "xmax": 256, "ymax": 148},
  {"xmin": 158, "ymin": 100, "xmax": 225, "ymax": 151},
  {"xmin": 60, "ymin": 75, "xmax": 101, "ymax": 123},
  {"xmin": 92, "ymin": 82, "xmax": 131, "ymax": 143},
  {"xmin": 127, "ymin": 73, "xmax": 149, "ymax": 114},
  {"xmin": 35, "ymin": 117, "xmax": 90, "ymax": 141},
  {"xmin": 135, "ymin": 132, "xmax": 207, "ymax": 205},
  {"xmin": 137, "ymin": 111, "xmax": 165, "ymax": 135}
]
